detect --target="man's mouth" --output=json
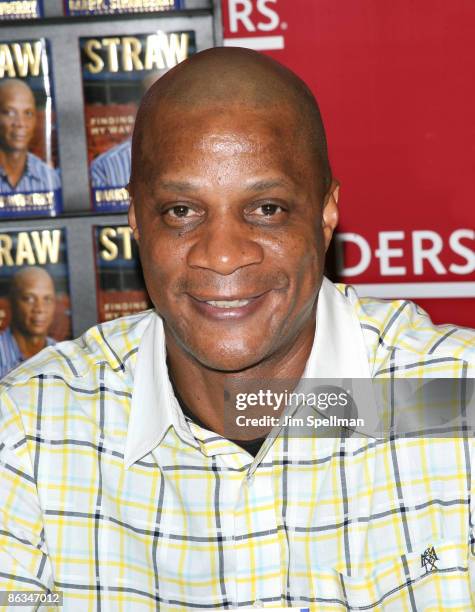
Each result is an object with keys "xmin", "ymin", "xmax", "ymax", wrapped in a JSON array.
[
  {"xmin": 204, "ymin": 299, "xmax": 251, "ymax": 309},
  {"xmin": 188, "ymin": 292, "xmax": 270, "ymax": 320}
]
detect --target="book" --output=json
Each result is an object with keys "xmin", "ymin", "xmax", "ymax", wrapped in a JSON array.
[
  {"xmin": 65, "ymin": 0, "xmax": 181, "ymax": 17},
  {"xmin": 80, "ymin": 30, "xmax": 196, "ymax": 212},
  {"xmin": 0, "ymin": 0, "xmax": 43, "ymax": 18},
  {"xmin": 94, "ymin": 225, "xmax": 152, "ymax": 322},
  {"xmin": 0, "ymin": 228, "xmax": 72, "ymax": 378},
  {"xmin": 0, "ymin": 39, "xmax": 62, "ymax": 218}
]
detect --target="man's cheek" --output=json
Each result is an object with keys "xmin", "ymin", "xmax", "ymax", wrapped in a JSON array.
[{"xmin": 144, "ymin": 266, "xmax": 177, "ymax": 307}]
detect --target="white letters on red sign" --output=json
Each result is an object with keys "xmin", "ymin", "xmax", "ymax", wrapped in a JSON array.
[
  {"xmin": 375, "ymin": 231, "xmax": 406, "ymax": 276},
  {"xmin": 228, "ymin": 0, "xmax": 280, "ymax": 33},
  {"xmin": 335, "ymin": 229, "xmax": 475, "ymax": 278},
  {"xmin": 449, "ymin": 229, "xmax": 475, "ymax": 274},
  {"xmin": 256, "ymin": 0, "xmax": 280, "ymax": 31}
]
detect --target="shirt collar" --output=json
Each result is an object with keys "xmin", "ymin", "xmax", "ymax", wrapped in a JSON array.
[
  {"xmin": 5, "ymin": 327, "xmax": 55, "ymax": 358},
  {"xmin": 303, "ymin": 277, "xmax": 372, "ymax": 379},
  {"xmin": 4, "ymin": 327, "xmax": 22, "ymax": 360},
  {"xmin": 124, "ymin": 277, "xmax": 372, "ymax": 468},
  {"xmin": 24, "ymin": 153, "xmax": 44, "ymax": 181},
  {"xmin": 0, "ymin": 153, "xmax": 43, "ymax": 184},
  {"xmin": 124, "ymin": 314, "xmax": 198, "ymax": 468}
]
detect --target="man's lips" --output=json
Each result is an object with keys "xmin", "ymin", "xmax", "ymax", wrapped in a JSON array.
[{"xmin": 187, "ymin": 291, "xmax": 271, "ymax": 320}]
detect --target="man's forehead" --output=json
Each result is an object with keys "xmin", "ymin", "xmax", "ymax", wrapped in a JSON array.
[
  {"xmin": 135, "ymin": 108, "xmax": 319, "ymax": 198},
  {"xmin": 148, "ymin": 102, "xmax": 297, "ymax": 142},
  {"xmin": 141, "ymin": 104, "xmax": 304, "ymax": 172},
  {"xmin": 14, "ymin": 271, "xmax": 54, "ymax": 290},
  {"xmin": 0, "ymin": 84, "xmax": 34, "ymax": 103}
]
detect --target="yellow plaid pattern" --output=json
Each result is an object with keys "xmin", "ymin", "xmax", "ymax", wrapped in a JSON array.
[{"xmin": 0, "ymin": 282, "xmax": 474, "ymax": 611}]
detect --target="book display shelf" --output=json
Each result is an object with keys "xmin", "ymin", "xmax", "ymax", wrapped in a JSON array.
[{"xmin": 0, "ymin": 0, "xmax": 222, "ymax": 338}]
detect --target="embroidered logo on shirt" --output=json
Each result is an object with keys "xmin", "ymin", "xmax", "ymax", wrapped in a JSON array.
[{"xmin": 421, "ymin": 546, "xmax": 439, "ymax": 573}]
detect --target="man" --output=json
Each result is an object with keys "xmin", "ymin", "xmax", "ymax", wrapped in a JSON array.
[
  {"xmin": 0, "ymin": 79, "xmax": 60, "ymax": 195},
  {"xmin": 0, "ymin": 48, "xmax": 474, "ymax": 610},
  {"xmin": 0, "ymin": 266, "xmax": 56, "ymax": 378}
]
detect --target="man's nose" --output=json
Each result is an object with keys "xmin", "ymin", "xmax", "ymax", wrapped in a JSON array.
[
  {"xmin": 186, "ymin": 214, "xmax": 264, "ymax": 275},
  {"xmin": 11, "ymin": 112, "xmax": 23, "ymax": 127},
  {"xmin": 32, "ymin": 299, "xmax": 45, "ymax": 312}
]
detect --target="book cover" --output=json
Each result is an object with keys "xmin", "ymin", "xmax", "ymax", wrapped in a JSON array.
[
  {"xmin": 0, "ymin": 0, "xmax": 43, "ymax": 19},
  {"xmin": 80, "ymin": 30, "xmax": 196, "ymax": 212},
  {"xmin": 0, "ymin": 228, "xmax": 72, "ymax": 379},
  {"xmin": 94, "ymin": 225, "xmax": 152, "ymax": 322},
  {"xmin": 0, "ymin": 39, "xmax": 62, "ymax": 218},
  {"xmin": 65, "ymin": 0, "xmax": 181, "ymax": 17}
]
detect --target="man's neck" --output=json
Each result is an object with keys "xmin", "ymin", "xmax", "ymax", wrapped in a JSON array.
[
  {"xmin": 11, "ymin": 327, "xmax": 47, "ymax": 359},
  {"xmin": 0, "ymin": 150, "xmax": 28, "ymax": 187},
  {"xmin": 164, "ymin": 316, "xmax": 316, "ymax": 439}
]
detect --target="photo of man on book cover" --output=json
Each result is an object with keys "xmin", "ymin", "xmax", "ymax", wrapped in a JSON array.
[
  {"xmin": 0, "ymin": 228, "xmax": 71, "ymax": 378},
  {"xmin": 0, "ymin": 39, "xmax": 62, "ymax": 218},
  {"xmin": 80, "ymin": 31, "xmax": 196, "ymax": 212}
]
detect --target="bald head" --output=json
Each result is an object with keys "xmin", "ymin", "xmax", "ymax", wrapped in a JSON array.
[
  {"xmin": 130, "ymin": 47, "xmax": 331, "ymax": 194},
  {"xmin": 10, "ymin": 266, "xmax": 54, "ymax": 296},
  {"xmin": 0, "ymin": 78, "xmax": 35, "ymax": 102}
]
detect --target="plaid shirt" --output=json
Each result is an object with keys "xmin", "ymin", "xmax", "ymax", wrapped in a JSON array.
[{"xmin": 0, "ymin": 278, "xmax": 474, "ymax": 611}]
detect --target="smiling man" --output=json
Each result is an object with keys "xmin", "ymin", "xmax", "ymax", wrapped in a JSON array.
[
  {"xmin": 0, "ymin": 266, "xmax": 56, "ymax": 379},
  {"xmin": 128, "ymin": 48, "xmax": 338, "ymax": 438},
  {"xmin": 0, "ymin": 79, "xmax": 60, "ymax": 195},
  {"xmin": 0, "ymin": 48, "xmax": 474, "ymax": 611}
]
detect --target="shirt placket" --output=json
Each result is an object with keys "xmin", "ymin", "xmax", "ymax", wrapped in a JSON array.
[{"xmin": 232, "ymin": 450, "xmax": 285, "ymax": 608}]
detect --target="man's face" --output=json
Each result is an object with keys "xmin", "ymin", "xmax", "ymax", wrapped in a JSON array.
[
  {"xmin": 11, "ymin": 274, "xmax": 56, "ymax": 338},
  {"xmin": 0, "ymin": 86, "xmax": 37, "ymax": 153},
  {"xmin": 130, "ymin": 105, "xmax": 338, "ymax": 371}
]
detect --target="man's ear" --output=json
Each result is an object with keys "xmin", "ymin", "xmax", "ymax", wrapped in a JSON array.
[
  {"xmin": 322, "ymin": 179, "xmax": 339, "ymax": 252},
  {"xmin": 128, "ymin": 195, "xmax": 140, "ymax": 242}
]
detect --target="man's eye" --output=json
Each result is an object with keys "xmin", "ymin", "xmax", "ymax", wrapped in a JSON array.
[
  {"xmin": 253, "ymin": 203, "xmax": 284, "ymax": 216},
  {"xmin": 168, "ymin": 205, "xmax": 193, "ymax": 218}
]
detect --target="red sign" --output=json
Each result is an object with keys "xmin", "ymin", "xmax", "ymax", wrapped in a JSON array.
[{"xmin": 222, "ymin": 0, "xmax": 475, "ymax": 327}]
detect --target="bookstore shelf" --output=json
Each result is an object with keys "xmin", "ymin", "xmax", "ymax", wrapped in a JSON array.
[{"xmin": 0, "ymin": 0, "xmax": 222, "ymax": 338}]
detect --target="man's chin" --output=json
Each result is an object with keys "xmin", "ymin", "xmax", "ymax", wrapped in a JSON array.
[
  {"xmin": 163, "ymin": 315, "xmax": 284, "ymax": 372},
  {"xmin": 9, "ymin": 142, "xmax": 29, "ymax": 152},
  {"xmin": 189, "ymin": 345, "xmax": 270, "ymax": 374},
  {"xmin": 26, "ymin": 328, "xmax": 48, "ymax": 338}
]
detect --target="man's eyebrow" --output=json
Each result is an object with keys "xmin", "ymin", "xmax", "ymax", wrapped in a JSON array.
[
  {"xmin": 155, "ymin": 180, "xmax": 201, "ymax": 193},
  {"xmin": 154, "ymin": 178, "xmax": 291, "ymax": 194},
  {"xmin": 244, "ymin": 179, "xmax": 290, "ymax": 192}
]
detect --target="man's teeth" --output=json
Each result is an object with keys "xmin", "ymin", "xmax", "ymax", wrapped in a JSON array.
[{"xmin": 205, "ymin": 299, "xmax": 251, "ymax": 308}]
